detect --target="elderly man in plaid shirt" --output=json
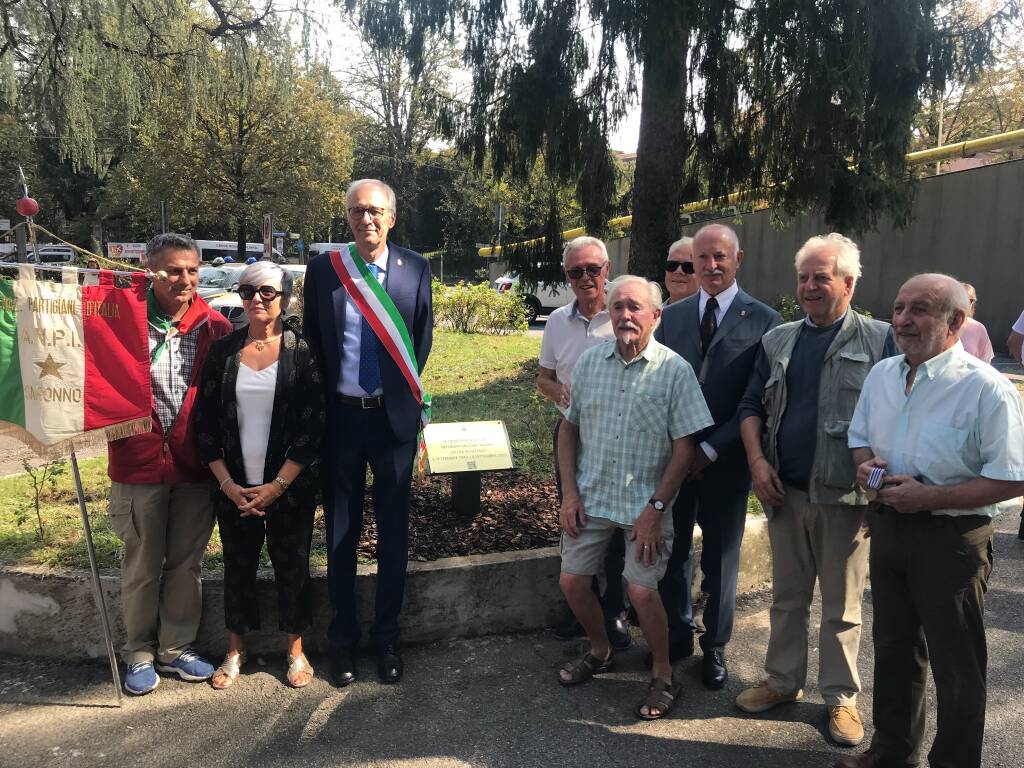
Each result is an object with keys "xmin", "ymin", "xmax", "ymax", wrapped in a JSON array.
[{"xmin": 555, "ymin": 274, "xmax": 713, "ymax": 720}]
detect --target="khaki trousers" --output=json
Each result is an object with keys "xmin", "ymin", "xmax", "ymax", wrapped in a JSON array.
[
  {"xmin": 764, "ymin": 487, "xmax": 869, "ymax": 705},
  {"xmin": 108, "ymin": 481, "xmax": 214, "ymax": 664}
]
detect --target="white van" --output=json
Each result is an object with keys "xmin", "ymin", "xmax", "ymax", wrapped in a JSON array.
[{"xmin": 194, "ymin": 240, "xmax": 283, "ymax": 263}]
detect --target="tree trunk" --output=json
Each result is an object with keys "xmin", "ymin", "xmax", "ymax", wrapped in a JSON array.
[
  {"xmin": 236, "ymin": 221, "xmax": 247, "ymax": 261},
  {"xmin": 629, "ymin": 6, "xmax": 689, "ymax": 280}
]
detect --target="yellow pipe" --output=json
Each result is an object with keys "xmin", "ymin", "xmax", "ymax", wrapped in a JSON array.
[{"xmin": 478, "ymin": 128, "xmax": 1024, "ymax": 258}]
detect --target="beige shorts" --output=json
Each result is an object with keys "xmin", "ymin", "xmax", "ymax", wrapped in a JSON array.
[{"xmin": 560, "ymin": 513, "xmax": 674, "ymax": 590}]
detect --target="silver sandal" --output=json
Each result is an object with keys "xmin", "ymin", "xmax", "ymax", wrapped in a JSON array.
[
  {"xmin": 286, "ymin": 653, "xmax": 315, "ymax": 688},
  {"xmin": 211, "ymin": 651, "xmax": 246, "ymax": 690}
]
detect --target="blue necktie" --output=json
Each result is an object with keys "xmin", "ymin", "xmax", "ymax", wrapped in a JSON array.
[{"xmin": 358, "ymin": 263, "xmax": 382, "ymax": 395}]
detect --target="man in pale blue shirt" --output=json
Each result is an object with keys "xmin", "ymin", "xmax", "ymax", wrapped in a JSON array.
[{"xmin": 836, "ymin": 274, "xmax": 1024, "ymax": 768}]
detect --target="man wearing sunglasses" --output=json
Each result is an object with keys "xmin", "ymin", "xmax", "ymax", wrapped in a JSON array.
[
  {"xmin": 537, "ymin": 236, "xmax": 630, "ymax": 650},
  {"xmin": 663, "ymin": 237, "xmax": 699, "ymax": 306},
  {"xmin": 654, "ymin": 223, "xmax": 780, "ymax": 689},
  {"xmin": 303, "ymin": 178, "xmax": 433, "ymax": 688}
]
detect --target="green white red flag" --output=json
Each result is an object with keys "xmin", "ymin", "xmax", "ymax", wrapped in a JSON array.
[{"xmin": 0, "ymin": 266, "xmax": 152, "ymax": 455}]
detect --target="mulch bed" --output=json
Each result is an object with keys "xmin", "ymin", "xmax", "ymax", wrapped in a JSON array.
[{"xmin": 313, "ymin": 471, "xmax": 561, "ymax": 562}]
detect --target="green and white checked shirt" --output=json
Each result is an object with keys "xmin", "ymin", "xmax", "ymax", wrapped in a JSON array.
[{"xmin": 565, "ymin": 337, "xmax": 713, "ymax": 525}]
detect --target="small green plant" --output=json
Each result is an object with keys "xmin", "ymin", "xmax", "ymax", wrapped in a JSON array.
[
  {"xmin": 17, "ymin": 457, "xmax": 67, "ymax": 544},
  {"xmin": 773, "ymin": 294, "xmax": 801, "ymax": 322},
  {"xmin": 433, "ymin": 279, "xmax": 529, "ymax": 334}
]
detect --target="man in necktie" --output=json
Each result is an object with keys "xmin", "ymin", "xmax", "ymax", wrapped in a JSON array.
[
  {"xmin": 654, "ymin": 224, "xmax": 780, "ymax": 689},
  {"xmin": 303, "ymin": 179, "xmax": 433, "ymax": 687}
]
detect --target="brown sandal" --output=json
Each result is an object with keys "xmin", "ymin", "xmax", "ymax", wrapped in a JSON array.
[
  {"xmin": 558, "ymin": 650, "xmax": 614, "ymax": 686},
  {"xmin": 636, "ymin": 677, "xmax": 677, "ymax": 720}
]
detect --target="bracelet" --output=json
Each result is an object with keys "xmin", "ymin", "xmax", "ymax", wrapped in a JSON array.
[
  {"xmin": 218, "ymin": 476, "xmax": 233, "ymax": 490},
  {"xmin": 273, "ymin": 476, "xmax": 290, "ymax": 491}
]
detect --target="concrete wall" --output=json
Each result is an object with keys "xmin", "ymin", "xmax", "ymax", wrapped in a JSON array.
[{"xmin": 0, "ymin": 519, "xmax": 770, "ymax": 660}]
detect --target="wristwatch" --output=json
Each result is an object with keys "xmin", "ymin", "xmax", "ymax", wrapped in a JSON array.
[{"xmin": 648, "ymin": 497, "xmax": 665, "ymax": 512}]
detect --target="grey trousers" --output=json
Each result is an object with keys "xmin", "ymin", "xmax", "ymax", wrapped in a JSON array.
[
  {"xmin": 108, "ymin": 481, "xmax": 214, "ymax": 664},
  {"xmin": 764, "ymin": 487, "xmax": 869, "ymax": 705}
]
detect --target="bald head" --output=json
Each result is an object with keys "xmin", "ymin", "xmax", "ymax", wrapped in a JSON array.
[{"xmin": 892, "ymin": 273, "xmax": 969, "ymax": 365}]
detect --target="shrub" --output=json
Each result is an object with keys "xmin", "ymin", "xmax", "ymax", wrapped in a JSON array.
[{"xmin": 433, "ymin": 279, "xmax": 529, "ymax": 334}]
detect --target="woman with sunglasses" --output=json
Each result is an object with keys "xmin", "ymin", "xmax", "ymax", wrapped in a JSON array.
[
  {"xmin": 663, "ymin": 237, "xmax": 699, "ymax": 306},
  {"xmin": 195, "ymin": 261, "xmax": 326, "ymax": 690}
]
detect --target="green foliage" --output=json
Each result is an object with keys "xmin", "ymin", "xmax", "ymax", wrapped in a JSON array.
[
  {"xmin": 344, "ymin": 0, "xmax": 1014, "ymax": 281},
  {"xmin": 773, "ymin": 295, "xmax": 802, "ymax": 323},
  {"xmin": 432, "ymin": 279, "xmax": 529, "ymax": 334},
  {"xmin": 16, "ymin": 458, "xmax": 67, "ymax": 544}
]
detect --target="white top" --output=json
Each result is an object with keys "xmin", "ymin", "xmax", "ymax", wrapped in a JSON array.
[
  {"xmin": 698, "ymin": 280, "xmax": 740, "ymax": 324},
  {"xmin": 848, "ymin": 342, "xmax": 1024, "ymax": 517},
  {"xmin": 1013, "ymin": 309, "xmax": 1024, "ymax": 335},
  {"xmin": 538, "ymin": 299, "xmax": 615, "ymax": 414},
  {"xmin": 960, "ymin": 317, "xmax": 994, "ymax": 364},
  {"xmin": 236, "ymin": 361, "xmax": 279, "ymax": 485},
  {"xmin": 339, "ymin": 246, "xmax": 389, "ymax": 397}
]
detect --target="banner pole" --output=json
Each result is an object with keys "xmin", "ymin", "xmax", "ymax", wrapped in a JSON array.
[{"xmin": 70, "ymin": 450, "xmax": 123, "ymax": 706}]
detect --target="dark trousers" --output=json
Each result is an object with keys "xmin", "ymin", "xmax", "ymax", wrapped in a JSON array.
[
  {"xmin": 553, "ymin": 420, "xmax": 626, "ymax": 619},
  {"xmin": 867, "ymin": 507, "xmax": 993, "ymax": 768},
  {"xmin": 325, "ymin": 405, "xmax": 417, "ymax": 648},
  {"xmin": 217, "ymin": 495, "xmax": 315, "ymax": 636},
  {"xmin": 658, "ymin": 460, "xmax": 751, "ymax": 650}
]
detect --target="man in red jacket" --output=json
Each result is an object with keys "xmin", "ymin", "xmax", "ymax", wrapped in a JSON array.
[{"xmin": 106, "ymin": 233, "xmax": 232, "ymax": 695}]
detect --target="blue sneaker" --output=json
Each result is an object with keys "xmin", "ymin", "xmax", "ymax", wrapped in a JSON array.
[
  {"xmin": 156, "ymin": 647, "xmax": 215, "ymax": 682},
  {"xmin": 123, "ymin": 661, "xmax": 160, "ymax": 695}
]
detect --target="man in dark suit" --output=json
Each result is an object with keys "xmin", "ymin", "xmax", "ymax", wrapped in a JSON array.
[
  {"xmin": 303, "ymin": 178, "xmax": 433, "ymax": 686},
  {"xmin": 654, "ymin": 223, "xmax": 780, "ymax": 689}
]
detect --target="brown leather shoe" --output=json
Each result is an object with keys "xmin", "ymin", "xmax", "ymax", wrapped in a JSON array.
[{"xmin": 832, "ymin": 751, "xmax": 884, "ymax": 768}]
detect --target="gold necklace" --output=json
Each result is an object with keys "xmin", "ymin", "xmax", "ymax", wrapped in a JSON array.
[{"xmin": 246, "ymin": 332, "xmax": 282, "ymax": 351}]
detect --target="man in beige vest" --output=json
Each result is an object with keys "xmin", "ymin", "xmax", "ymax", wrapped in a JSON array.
[{"xmin": 733, "ymin": 234, "xmax": 896, "ymax": 746}]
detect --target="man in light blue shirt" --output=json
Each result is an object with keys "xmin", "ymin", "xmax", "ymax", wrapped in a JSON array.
[
  {"xmin": 556, "ymin": 275, "xmax": 712, "ymax": 720},
  {"xmin": 837, "ymin": 274, "xmax": 1024, "ymax": 768}
]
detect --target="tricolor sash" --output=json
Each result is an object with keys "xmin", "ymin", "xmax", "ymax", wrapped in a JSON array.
[{"xmin": 329, "ymin": 244, "xmax": 431, "ymax": 426}]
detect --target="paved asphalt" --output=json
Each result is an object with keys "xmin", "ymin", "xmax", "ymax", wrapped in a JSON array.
[{"xmin": 2, "ymin": 512, "xmax": 1023, "ymax": 768}]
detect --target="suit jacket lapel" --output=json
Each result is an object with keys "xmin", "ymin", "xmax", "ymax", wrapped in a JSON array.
[
  {"xmin": 679, "ymin": 295, "xmax": 703, "ymax": 362},
  {"xmin": 705, "ymin": 290, "xmax": 752, "ymax": 356}
]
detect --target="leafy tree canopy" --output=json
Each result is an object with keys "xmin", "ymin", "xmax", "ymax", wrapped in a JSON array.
[{"xmin": 341, "ymin": 0, "xmax": 1018, "ymax": 278}]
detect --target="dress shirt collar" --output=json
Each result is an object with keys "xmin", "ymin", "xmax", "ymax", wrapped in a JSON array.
[
  {"xmin": 804, "ymin": 310, "xmax": 847, "ymax": 328},
  {"xmin": 898, "ymin": 340, "xmax": 964, "ymax": 383},
  {"xmin": 360, "ymin": 245, "xmax": 389, "ymax": 274},
  {"xmin": 607, "ymin": 337, "xmax": 658, "ymax": 365},
  {"xmin": 699, "ymin": 280, "xmax": 739, "ymax": 318},
  {"xmin": 569, "ymin": 298, "xmax": 607, "ymax": 324}
]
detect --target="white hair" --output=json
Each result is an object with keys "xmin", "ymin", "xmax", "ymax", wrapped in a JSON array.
[
  {"xmin": 562, "ymin": 235, "xmax": 609, "ymax": 266},
  {"xmin": 693, "ymin": 223, "xmax": 740, "ymax": 254},
  {"xmin": 668, "ymin": 236, "xmax": 694, "ymax": 258},
  {"xmin": 795, "ymin": 233, "xmax": 862, "ymax": 288},
  {"xmin": 346, "ymin": 178, "xmax": 397, "ymax": 213},
  {"xmin": 607, "ymin": 275, "xmax": 664, "ymax": 329},
  {"xmin": 239, "ymin": 261, "xmax": 292, "ymax": 311}
]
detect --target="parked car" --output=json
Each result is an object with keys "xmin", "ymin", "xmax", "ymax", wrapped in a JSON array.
[
  {"xmin": 0, "ymin": 244, "xmax": 75, "ymax": 265},
  {"xmin": 493, "ymin": 273, "xmax": 575, "ymax": 323},
  {"xmin": 197, "ymin": 265, "xmax": 245, "ymax": 298}
]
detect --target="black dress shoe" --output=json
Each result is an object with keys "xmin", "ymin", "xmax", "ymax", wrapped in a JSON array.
[
  {"xmin": 377, "ymin": 643, "xmax": 404, "ymax": 684},
  {"xmin": 552, "ymin": 617, "xmax": 586, "ymax": 641},
  {"xmin": 330, "ymin": 646, "xmax": 356, "ymax": 688},
  {"xmin": 702, "ymin": 647, "xmax": 728, "ymax": 690},
  {"xmin": 606, "ymin": 616, "xmax": 632, "ymax": 651}
]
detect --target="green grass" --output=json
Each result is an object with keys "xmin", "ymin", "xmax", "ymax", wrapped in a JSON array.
[{"xmin": 0, "ymin": 330, "xmax": 548, "ymax": 570}]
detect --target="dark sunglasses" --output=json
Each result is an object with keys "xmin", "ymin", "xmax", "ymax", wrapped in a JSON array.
[
  {"xmin": 238, "ymin": 284, "xmax": 283, "ymax": 301},
  {"xmin": 565, "ymin": 265, "xmax": 604, "ymax": 280},
  {"xmin": 664, "ymin": 260, "xmax": 695, "ymax": 274}
]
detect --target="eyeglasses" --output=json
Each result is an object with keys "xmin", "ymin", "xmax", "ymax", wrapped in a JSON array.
[
  {"xmin": 565, "ymin": 264, "xmax": 604, "ymax": 280},
  {"xmin": 664, "ymin": 260, "xmax": 695, "ymax": 274},
  {"xmin": 347, "ymin": 206, "xmax": 390, "ymax": 220},
  {"xmin": 238, "ymin": 284, "xmax": 283, "ymax": 301}
]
